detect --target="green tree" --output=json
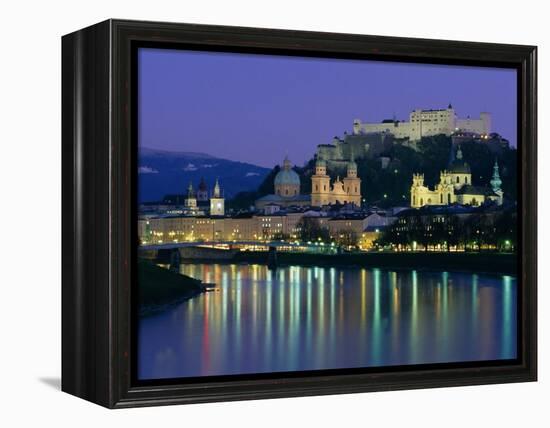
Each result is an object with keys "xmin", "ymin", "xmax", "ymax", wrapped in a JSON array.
[
  {"xmin": 297, "ymin": 217, "xmax": 331, "ymax": 242},
  {"xmin": 335, "ymin": 229, "xmax": 359, "ymax": 249}
]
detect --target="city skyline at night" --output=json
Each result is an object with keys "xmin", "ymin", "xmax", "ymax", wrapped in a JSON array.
[{"xmin": 137, "ymin": 46, "xmax": 519, "ymax": 381}]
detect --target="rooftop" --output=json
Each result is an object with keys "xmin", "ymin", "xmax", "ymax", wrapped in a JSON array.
[{"xmin": 454, "ymin": 185, "xmax": 492, "ymax": 196}]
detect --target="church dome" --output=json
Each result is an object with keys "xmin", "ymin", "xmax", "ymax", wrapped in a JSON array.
[
  {"xmin": 448, "ymin": 160, "xmax": 471, "ymax": 174},
  {"xmin": 448, "ymin": 146, "xmax": 471, "ymax": 174},
  {"xmin": 274, "ymin": 157, "xmax": 300, "ymax": 186}
]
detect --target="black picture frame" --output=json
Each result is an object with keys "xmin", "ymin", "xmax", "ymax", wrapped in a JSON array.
[{"xmin": 62, "ymin": 19, "xmax": 537, "ymax": 408}]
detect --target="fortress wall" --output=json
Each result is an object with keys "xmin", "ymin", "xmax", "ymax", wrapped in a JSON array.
[
  {"xmin": 317, "ymin": 144, "xmax": 338, "ymax": 160},
  {"xmin": 456, "ymin": 116, "xmax": 491, "ymax": 135}
]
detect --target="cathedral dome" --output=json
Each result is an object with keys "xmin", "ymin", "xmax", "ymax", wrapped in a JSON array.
[{"xmin": 274, "ymin": 157, "xmax": 300, "ymax": 186}]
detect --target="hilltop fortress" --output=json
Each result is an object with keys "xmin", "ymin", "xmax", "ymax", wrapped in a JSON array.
[
  {"xmin": 317, "ymin": 105, "xmax": 492, "ymax": 164},
  {"xmin": 353, "ymin": 105, "xmax": 491, "ymax": 141}
]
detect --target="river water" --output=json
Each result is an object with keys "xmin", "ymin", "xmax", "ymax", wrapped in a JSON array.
[{"xmin": 138, "ymin": 263, "xmax": 517, "ymax": 380}]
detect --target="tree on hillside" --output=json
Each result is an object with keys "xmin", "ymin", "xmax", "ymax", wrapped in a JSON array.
[{"xmin": 417, "ymin": 135, "xmax": 452, "ymax": 186}]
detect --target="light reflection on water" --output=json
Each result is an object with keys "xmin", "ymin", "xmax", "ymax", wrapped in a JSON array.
[{"xmin": 138, "ymin": 264, "xmax": 517, "ymax": 380}]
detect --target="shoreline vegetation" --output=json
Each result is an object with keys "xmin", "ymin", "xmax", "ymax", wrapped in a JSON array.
[
  {"xmin": 138, "ymin": 259, "xmax": 205, "ymax": 317},
  {"xmin": 173, "ymin": 251, "xmax": 517, "ymax": 276}
]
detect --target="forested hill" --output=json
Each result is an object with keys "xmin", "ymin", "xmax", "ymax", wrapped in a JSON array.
[
  {"xmin": 229, "ymin": 135, "xmax": 517, "ymax": 209},
  {"xmin": 138, "ymin": 147, "xmax": 270, "ymax": 203}
]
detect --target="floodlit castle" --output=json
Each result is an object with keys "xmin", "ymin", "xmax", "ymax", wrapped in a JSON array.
[
  {"xmin": 410, "ymin": 146, "xmax": 504, "ymax": 208},
  {"xmin": 311, "ymin": 157, "xmax": 361, "ymax": 207},
  {"xmin": 353, "ymin": 105, "xmax": 491, "ymax": 142}
]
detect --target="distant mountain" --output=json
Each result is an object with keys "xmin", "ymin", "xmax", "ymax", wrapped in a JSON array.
[{"xmin": 138, "ymin": 147, "xmax": 270, "ymax": 203}]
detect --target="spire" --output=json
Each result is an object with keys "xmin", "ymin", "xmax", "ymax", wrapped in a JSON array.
[
  {"xmin": 456, "ymin": 145, "xmax": 463, "ymax": 160},
  {"xmin": 490, "ymin": 159, "xmax": 502, "ymax": 192},
  {"xmin": 213, "ymin": 178, "xmax": 221, "ymax": 198},
  {"xmin": 198, "ymin": 177, "xmax": 207, "ymax": 191},
  {"xmin": 187, "ymin": 182, "xmax": 195, "ymax": 198},
  {"xmin": 282, "ymin": 155, "xmax": 292, "ymax": 171},
  {"xmin": 448, "ymin": 102, "xmax": 453, "ymax": 109}
]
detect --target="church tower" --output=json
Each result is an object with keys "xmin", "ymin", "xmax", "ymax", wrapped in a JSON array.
[
  {"xmin": 448, "ymin": 145, "xmax": 472, "ymax": 189},
  {"xmin": 343, "ymin": 158, "xmax": 362, "ymax": 206},
  {"xmin": 490, "ymin": 160, "xmax": 504, "ymax": 205},
  {"xmin": 196, "ymin": 177, "xmax": 209, "ymax": 202},
  {"xmin": 185, "ymin": 182, "xmax": 197, "ymax": 213},
  {"xmin": 210, "ymin": 178, "xmax": 225, "ymax": 216},
  {"xmin": 410, "ymin": 174, "xmax": 425, "ymax": 208},
  {"xmin": 311, "ymin": 158, "xmax": 331, "ymax": 207},
  {"xmin": 490, "ymin": 160, "xmax": 502, "ymax": 192}
]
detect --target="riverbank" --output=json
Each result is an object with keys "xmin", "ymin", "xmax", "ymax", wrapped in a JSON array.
[
  {"xmin": 138, "ymin": 259, "xmax": 205, "ymax": 317},
  {"xmin": 177, "ymin": 251, "xmax": 517, "ymax": 275}
]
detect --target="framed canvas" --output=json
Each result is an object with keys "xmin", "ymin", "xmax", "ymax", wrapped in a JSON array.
[{"xmin": 61, "ymin": 19, "xmax": 537, "ymax": 408}]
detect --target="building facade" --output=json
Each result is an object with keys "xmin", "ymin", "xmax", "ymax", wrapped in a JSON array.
[{"xmin": 311, "ymin": 158, "xmax": 361, "ymax": 207}]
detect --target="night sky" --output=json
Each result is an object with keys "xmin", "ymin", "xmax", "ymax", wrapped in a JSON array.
[{"xmin": 138, "ymin": 48, "xmax": 517, "ymax": 168}]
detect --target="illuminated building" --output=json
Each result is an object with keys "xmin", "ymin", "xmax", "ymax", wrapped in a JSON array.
[
  {"xmin": 410, "ymin": 146, "xmax": 504, "ymax": 208},
  {"xmin": 255, "ymin": 157, "xmax": 310, "ymax": 210},
  {"xmin": 311, "ymin": 158, "xmax": 361, "ymax": 207}
]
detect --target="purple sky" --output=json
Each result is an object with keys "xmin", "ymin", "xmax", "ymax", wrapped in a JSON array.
[{"xmin": 138, "ymin": 48, "xmax": 517, "ymax": 168}]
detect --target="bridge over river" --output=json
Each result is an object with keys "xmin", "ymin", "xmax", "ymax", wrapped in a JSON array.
[
  {"xmin": 139, "ymin": 240, "xmax": 338, "ymax": 270},
  {"xmin": 140, "ymin": 240, "xmax": 330, "ymax": 252}
]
